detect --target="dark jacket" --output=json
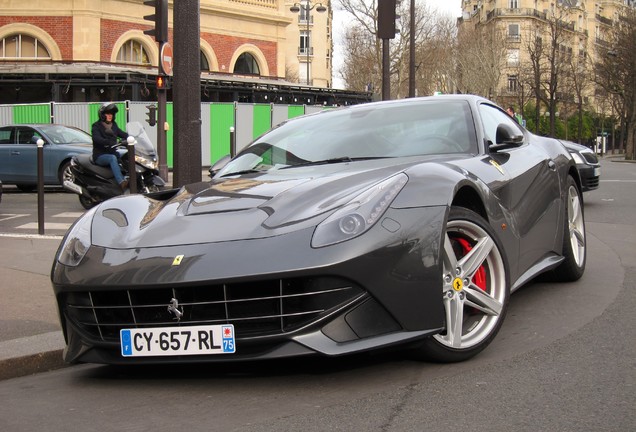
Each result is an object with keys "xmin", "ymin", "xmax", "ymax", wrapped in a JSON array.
[{"xmin": 91, "ymin": 121, "xmax": 129, "ymax": 159}]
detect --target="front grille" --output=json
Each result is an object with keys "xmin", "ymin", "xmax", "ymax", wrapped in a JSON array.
[
  {"xmin": 584, "ymin": 175, "xmax": 600, "ymax": 189},
  {"xmin": 64, "ymin": 277, "xmax": 365, "ymax": 342}
]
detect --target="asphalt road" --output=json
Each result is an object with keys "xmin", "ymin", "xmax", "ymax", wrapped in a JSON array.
[{"xmin": 0, "ymin": 158, "xmax": 634, "ymax": 432}]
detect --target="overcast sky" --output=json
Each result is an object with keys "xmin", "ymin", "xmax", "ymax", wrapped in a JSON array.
[{"xmin": 331, "ymin": 0, "xmax": 462, "ymax": 89}]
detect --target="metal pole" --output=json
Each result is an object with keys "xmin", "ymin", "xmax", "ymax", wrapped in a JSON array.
[
  {"xmin": 408, "ymin": 0, "xmax": 415, "ymax": 97},
  {"xmin": 157, "ymin": 87, "xmax": 168, "ymax": 182},
  {"xmin": 382, "ymin": 38, "xmax": 390, "ymax": 101},
  {"xmin": 128, "ymin": 140, "xmax": 137, "ymax": 193},
  {"xmin": 306, "ymin": 4, "xmax": 310, "ymax": 85},
  {"xmin": 230, "ymin": 126, "xmax": 236, "ymax": 157},
  {"xmin": 36, "ymin": 139, "xmax": 44, "ymax": 235}
]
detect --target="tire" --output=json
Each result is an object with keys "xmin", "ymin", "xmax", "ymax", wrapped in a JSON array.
[
  {"xmin": 79, "ymin": 194, "xmax": 98, "ymax": 210},
  {"xmin": 551, "ymin": 176, "xmax": 586, "ymax": 282},
  {"xmin": 16, "ymin": 184, "xmax": 36, "ymax": 192},
  {"xmin": 58, "ymin": 160, "xmax": 74, "ymax": 186},
  {"xmin": 413, "ymin": 207, "xmax": 510, "ymax": 363}
]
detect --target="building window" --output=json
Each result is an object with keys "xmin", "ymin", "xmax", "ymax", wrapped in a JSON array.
[
  {"xmin": 508, "ymin": 24, "xmax": 520, "ymax": 41},
  {"xmin": 509, "ymin": 0, "xmax": 519, "ymax": 9},
  {"xmin": 507, "ymin": 49, "xmax": 520, "ymax": 66},
  {"xmin": 508, "ymin": 75, "xmax": 518, "ymax": 92},
  {"xmin": 299, "ymin": 2, "xmax": 312, "ymax": 24},
  {"xmin": 200, "ymin": 51, "xmax": 210, "ymax": 71},
  {"xmin": 0, "ymin": 33, "xmax": 51, "ymax": 60},
  {"xmin": 300, "ymin": 30, "xmax": 312, "ymax": 56},
  {"xmin": 234, "ymin": 52, "xmax": 260, "ymax": 75},
  {"xmin": 116, "ymin": 40, "xmax": 150, "ymax": 65}
]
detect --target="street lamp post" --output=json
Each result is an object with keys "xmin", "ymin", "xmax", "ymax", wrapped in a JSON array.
[{"xmin": 290, "ymin": 1, "xmax": 326, "ymax": 86}]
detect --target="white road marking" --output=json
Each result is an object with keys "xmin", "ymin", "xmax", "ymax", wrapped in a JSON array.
[
  {"xmin": 17, "ymin": 222, "xmax": 73, "ymax": 230},
  {"xmin": 0, "ymin": 214, "xmax": 29, "ymax": 222}
]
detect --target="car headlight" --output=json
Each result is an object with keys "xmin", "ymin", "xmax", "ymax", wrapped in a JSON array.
[
  {"xmin": 312, "ymin": 174, "xmax": 408, "ymax": 248},
  {"xmin": 57, "ymin": 206, "xmax": 98, "ymax": 266},
  {"xmin": 569, "ymin": 152, "xmax": 585, "ymax": 165},
  {"xmin": 135, "ymin": 154, "xmax": 158, "ymax": 170}
]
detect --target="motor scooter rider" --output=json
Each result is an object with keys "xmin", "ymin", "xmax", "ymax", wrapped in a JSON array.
[{"xmin": 92, "ymin": 103, "xmax": 129, "ymax": 191}]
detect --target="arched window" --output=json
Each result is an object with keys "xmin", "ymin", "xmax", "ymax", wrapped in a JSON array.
[
  {"xmin": 200, "ymin": 50, "xmax": 210, "ymax": 71},
  {"xmin": 233, "ymin": 52, "xmax": 260, "ymax": 75},
  {"xmin": 1, "ymin": 33, "xmax": 51, "ymax": 60},
  {"xmin": 116, "ymin": 40, "xmax": 151, "ymax": 65}
]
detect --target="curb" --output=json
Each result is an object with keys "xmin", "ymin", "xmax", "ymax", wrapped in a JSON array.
[{"xmin": 0, "ymin": 332, "xmax": 67, "ymax": 380}]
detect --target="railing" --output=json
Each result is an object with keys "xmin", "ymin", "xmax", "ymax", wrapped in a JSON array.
[
  {"xmin": 298, "ymin": 46, "xmax": 314, "ymax": 56},
  {"xmin": 596, "ymin": 14, "xmax": 613, "ymax": 26},
  {"xmin": 228, "ymin": 0, "xmax": 277, "ymax": 9}
]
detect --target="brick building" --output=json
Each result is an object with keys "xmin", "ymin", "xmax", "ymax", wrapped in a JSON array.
[{"xmin": 0, "ymin": 0, "xmax": 368, "ymax": 106}]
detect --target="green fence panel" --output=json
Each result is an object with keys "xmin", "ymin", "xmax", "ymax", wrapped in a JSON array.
[
  {"xmin": 252, "ymin": 104, "xmax": 271, "ymax": 139},
  {"xmin": 287, "ymin": 105, "xmax": 305, "ymax": 120},
  {"xmin": 13, "ymin": 104, "xmax": 50, "ymax": 124},
  {"xmin": 210, "ymin": 103, "xmax": 235, "ymax": 163}
]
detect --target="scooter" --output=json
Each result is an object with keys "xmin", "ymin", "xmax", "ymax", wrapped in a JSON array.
[{"xmin": 63, "ymin": 121, "xmax": 166, "ymax": 209}]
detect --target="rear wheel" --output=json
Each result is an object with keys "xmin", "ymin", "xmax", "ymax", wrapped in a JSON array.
[
  {"xmin": 551, "ymin": 176, "xmax": 586, "ymax": 281},
  {"xmin": 79, "ymin": 194, "xmax": 99, "ymax": 210},
  {"xmin": 414, "ymin": 207, "xmax": 509, "ymax": 362}
]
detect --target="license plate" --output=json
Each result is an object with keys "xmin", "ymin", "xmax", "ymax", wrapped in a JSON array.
[
  {"xmin": 120, "ymin": 324, "xmax": 236, "ymax": 357},
  {"xmin": 593, "ymin": 167, "xmax": 601, "ymax": 176}
]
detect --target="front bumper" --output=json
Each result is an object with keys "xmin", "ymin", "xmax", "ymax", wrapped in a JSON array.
[{"xmin": 52, "ymin": 206, "xmax": 447, "ymax": 364}]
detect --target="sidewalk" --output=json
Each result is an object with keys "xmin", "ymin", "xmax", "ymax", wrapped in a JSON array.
[
  {"xmin": 0, "ymin": 169, "xmax": 212, "ymax": 380},
  {"xmin": 0, "ymin": 235, "xmax": 67, "ymax": 380}
]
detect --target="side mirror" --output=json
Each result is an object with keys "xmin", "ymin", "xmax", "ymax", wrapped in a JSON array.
[
  {"xmin": 489, "ymin": 124, "xmax": 524, "ymax": 152},
  {"xmin": 209, "ymin": 155, "xmax": 231, "ymax": 177}
]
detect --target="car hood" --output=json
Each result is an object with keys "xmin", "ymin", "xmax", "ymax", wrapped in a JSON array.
[{"xmin": 91, "ymin": 157, "xmax": 454, "ymax": 249}]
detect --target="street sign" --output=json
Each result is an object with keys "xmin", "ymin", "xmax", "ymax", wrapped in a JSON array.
[{"xmin": 160, "ymin": 43, "xmax": 173, "ymax": 76}]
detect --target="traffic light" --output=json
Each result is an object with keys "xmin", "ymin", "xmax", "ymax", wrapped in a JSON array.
[
  {"xmin": 156, "ymin": 75, "xmax": 170, "ymax": 89},
  {"xmin": 378, "ymin": 0, "xmax": 397, "ymax": 40},
  {"xmin": 143, "ymin": 0, "xmax": 168, "ymax": 42},
  {"xmin": 146, "ymin": 105, "xmax": 157, "ymax": 127}
]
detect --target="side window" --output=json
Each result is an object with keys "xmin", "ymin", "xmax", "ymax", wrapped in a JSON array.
[
  {"xmin": 479, "ymin": 104, "xmax": 524, "ymax": 144},
  {"xmin": 17, "ymin": 127, "xmax": 36, "ymax": 144},
  {"xmin": 0, "ymin": 127, "xmax": 12, "ymax": 144}
]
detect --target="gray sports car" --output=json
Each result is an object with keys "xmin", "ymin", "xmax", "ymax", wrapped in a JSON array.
[{"xmin": 51, "ymin": 95, "xmax": 586, "ymax": 365}]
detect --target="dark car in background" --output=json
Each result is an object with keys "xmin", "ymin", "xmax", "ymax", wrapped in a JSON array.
[
  {"xmin": 562, "ymin": 141, "xmax": 600, "ymax": 192},
  {"xmin": 0, "ymin": 124, "xmax": 92, "ymax": 191}
]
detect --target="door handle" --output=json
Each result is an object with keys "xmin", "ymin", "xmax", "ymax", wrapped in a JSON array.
[{"xmin": 11, "ymin": 150, "xmax": 20, "ymax": 155}]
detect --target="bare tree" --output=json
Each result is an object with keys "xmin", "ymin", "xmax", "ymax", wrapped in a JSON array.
[
  {"xmin": 523, "ymin": 6, "xmax": 576, "ymax": 136},
  {"xmin": 454, "ymin": 21, "xmax": 507, "ymax": 101},
  {"xmin": 336, "ymin": 0, "xmax": 456, "ymax": 98},
  {"xmin": 595, "ymin": 6, "xmax": 636, "ymax": 159}
]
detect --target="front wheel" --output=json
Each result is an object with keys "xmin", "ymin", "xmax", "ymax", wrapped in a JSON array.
[
  {"xmin": 413, "ymin": 207, "xmax": 509, "ymax": 363},
  {"xmin": 58, "ymin": 160, "xmax": 74, "ymax": 186}
]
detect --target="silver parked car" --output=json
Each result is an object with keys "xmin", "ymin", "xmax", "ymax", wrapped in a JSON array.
[{"xmin": 0, "ymin": 124, "xmax": 92, "ymax": 191}]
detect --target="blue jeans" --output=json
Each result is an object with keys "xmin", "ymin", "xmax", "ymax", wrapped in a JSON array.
[{"xmin": 95, "ymin": 154, "xmax": 125, "ymax": 185}]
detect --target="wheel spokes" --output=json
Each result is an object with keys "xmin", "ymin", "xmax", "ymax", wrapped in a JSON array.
[
  {"xmin": 464, "ymin": 285, "xmax": 502, "ymax": 316},
  {"xmin": 443, "ymin": 293, "xmax": 464, "ymax": 348},
  {"xmin": 457, "ymin": 236, "xmax": 494, "ymax": 278}
]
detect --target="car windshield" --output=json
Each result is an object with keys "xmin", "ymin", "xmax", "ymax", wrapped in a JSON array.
[
  {"xmin": 38, "ymin": 125, "xmax": 91, "ymax": 144},
  {"xmin": 217, "ymin": 99, "xmax": 478, "ymax": 176}
]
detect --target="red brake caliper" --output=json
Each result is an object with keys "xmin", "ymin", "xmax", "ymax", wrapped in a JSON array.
[{"xmin": 456, "ymin": 238, "xmax": 487, "ymax": 290}]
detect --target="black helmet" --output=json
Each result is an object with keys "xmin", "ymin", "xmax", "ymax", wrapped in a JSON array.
[{"xmin": 98, "ymin": 103, "xmax": 118, "ymax": 122}]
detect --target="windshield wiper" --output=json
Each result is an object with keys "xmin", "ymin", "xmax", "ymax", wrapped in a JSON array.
[
  {"xmin": 280, "ymin": 156, "xmax": 386, "ymax": 169},
  {"xmin": 219, "ymin": 169, "xmax": 262, "ymax": 177}
]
